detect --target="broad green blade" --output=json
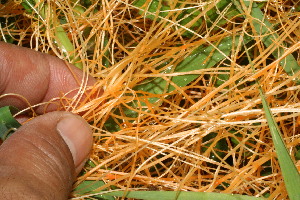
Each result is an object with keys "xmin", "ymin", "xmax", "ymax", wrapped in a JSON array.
[
  {"xmin": 103, "ymin": 190, "xmax": 265, "ymax": 200},
  {"xmin": 133, "ymin": 0, "xmax": 239, "ymax": 37},
  {"xmin": 0, "ymin": 106, "xmax": 21, "ymax": 140},
  {"xmin": 169, "ymin": 36, "xmax": 235, "ymax": 91},
  {"xmin": 259, "ymin": 88, "xmax": 300, "ymax": 200},
  {"xmin": 22, "ymin": 0, "xmax": 83, "ymax": 69},
  {"xmin": 134, "ymin": 35, "xmax": 251, "ymax": 103},
  {"xmin": 244, "ymin": 37, "xmax": 300, "ymax": 200},
  {"xmin": 73, "ymin": 180, "xmax": 114, "ymax": 200},
  {"xmin": 233, "ymin": 0, "xmax": 300, "ymax": 79}
]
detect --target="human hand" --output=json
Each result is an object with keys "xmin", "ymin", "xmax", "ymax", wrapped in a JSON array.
[{"xmin": 0, "ymin": 42, "xmax": 95, "ymax": 199}]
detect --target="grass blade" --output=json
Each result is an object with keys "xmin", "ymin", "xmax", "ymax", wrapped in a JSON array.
[
  {"xmin": 0, "ymin": 106, "xmax": 21, "ymax": 140},
  {"xmin": 135, "ymin": 35, "xmax": 251, "ymax": 103},
  {"xmin": 102, "ymin": 190, "xmax": 265, "ymax": 200},
  {"xmin": 233, "ymin": 0, "xmax": 300, "ymax": 78},
  {"xmin": 73, "ymin": 180, "xmax": 114, "ymax": 200},
  {"xmin": 244, "ymin": 40, "xmax": 300, "ymax": 200},
  {"xmin": 22, "ymin": 0, "xmax": 83, "ymax": 69},
  {"xmin": 133, "ymin": 0, "xmax": 239, "ymax": 37},
  {"xmin": 169, "ymin": 36, "xmax": 234, "ymax": 91},
  {"xmin": 259, "ymin": 88, "xmax": 300, "ymax": 200}
]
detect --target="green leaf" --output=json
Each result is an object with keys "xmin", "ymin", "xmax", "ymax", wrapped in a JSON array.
[
  {"xmin": 232, "ymin": 0, "xmax": 300, "ymax": 79},
  {"xmin": 133, "ymin": 0, "xmax": 239, "ymax": 37},
  {"xmin": 133, "ymin": 0, "xmax": 170, "ymax": 20},
  {"xmin": 135, "ymin": 35, "xmax": 251, "ymax": 103},
  {"xmin": 73, "ymin": 180, "xmax": 115, "ymax": 200},
  {"xmin": 21, "ymin": 0, "xmax": 83, "ymax": 69},
  {"xmin": 0, "ymin": 106, "xmax": 21, "ymax": 140},
  {"xmin": 259, "ymin": 89, "xmax": 300, "ymax": 200},
  {"xmin": 169, "ymin": 36, "xmax": 233, "ymax": 90},
  {"xmin": 244, "ymin": 41, "xmax": 300, "ymax": 200},
  {"xmin": 21, "ymin": 0, "xmax": 36, "ymax": 14},
  {"xmin": 205, "ymin": 0, "xmax": 239, "ymax": 29},
  {"xmin": 103, "ymin": 190, "xmax": 265, "ymax": 200}
]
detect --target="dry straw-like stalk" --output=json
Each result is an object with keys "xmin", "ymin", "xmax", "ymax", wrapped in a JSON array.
[{"xmin": 1, "ymin": 0, "xmax": 300, "ymax": 199}]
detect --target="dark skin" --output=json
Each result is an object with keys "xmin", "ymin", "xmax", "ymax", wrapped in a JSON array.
[{"xmin": 0, "ymin": 42, "xmax": 95, "ymax": 199}]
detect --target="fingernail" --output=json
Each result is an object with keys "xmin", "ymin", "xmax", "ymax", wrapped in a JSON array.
[{"xmin": 56, "ymin": 114, "xmax": 93, "ymax": 166}]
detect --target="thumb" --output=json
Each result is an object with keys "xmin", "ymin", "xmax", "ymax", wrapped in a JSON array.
[{"xmin": 0, "ymin": 111, "xmax": 93, "ymax": 200}]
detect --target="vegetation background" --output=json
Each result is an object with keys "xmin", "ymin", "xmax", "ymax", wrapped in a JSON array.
[{"xmin": 1, "ymin": 0, "xmax": 300, "ymax": 199}]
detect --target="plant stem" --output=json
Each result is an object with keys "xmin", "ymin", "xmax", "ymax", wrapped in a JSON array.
[{"xmin": 23, "ymin": 0, "xmax": 83, "ymax": 69}]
